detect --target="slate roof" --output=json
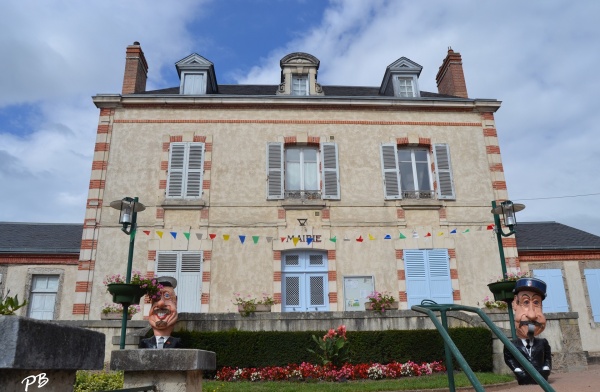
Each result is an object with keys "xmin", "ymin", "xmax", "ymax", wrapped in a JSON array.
[
  {"xmin": 142, "ymin": 85, "xmax": 464, "ymax": 99},
  {"xmin": 0, "ymin": 222, "xmax": 82, "ymax": 254},
  {"xmin": 516, "ymin": 222, "xmax": 600, "ymax": 251}
]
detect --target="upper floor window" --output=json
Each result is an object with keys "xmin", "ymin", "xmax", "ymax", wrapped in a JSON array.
[
  {"xmin": 167, "ymin": 142, "xmax": 205, "ymax": 199},
  {"xmin": 28, "ymin": 275, "xmax": 59, "ymax": 320},
  {"xmin": 395, "ymin": 76, "xmax": 416, "ymax": 97},
  {"xmin": 292, "ymin": 76, "xmax": 309, "ymax": 96},
  {"xmin": 181, "ymin": 72, "xmax": 206, "ymax": 95},
  {"xmin": 380, "ymin": 143, "xmax": 455, "ymax": 200},
  {"xmin": 267, "ymin": 142, "xmax": 340, "ymax": 200}
]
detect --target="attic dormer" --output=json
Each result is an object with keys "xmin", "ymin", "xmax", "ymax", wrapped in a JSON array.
[
  {"xmin": 379, "ymin": 57, "xmax": 423, "ymax": 98},
  {"xmin": 277, "ymin": 52, "xmax": 324, "ymax": 96},
  {"xmin": 175, "ymin": 53, "xmax": 218, "ymax": 95}
]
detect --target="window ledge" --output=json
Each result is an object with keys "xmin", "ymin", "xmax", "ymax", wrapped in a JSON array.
[
  {"xmin": 282, "ymin": 200, "xmax": 326, "ymax": 210},
  {"xmin": 161, "ymin": 199, "xmax": 206, "ymax": 210},
  {"xmin": 399, "ymin": 199, "xmax": 443, "ymax": 210}
]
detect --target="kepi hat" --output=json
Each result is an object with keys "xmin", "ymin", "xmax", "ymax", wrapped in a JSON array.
[
  {"xmin": 514, "ymin": 277, "xmax": 547, "ymax": 299},
  {"xmin": 157, "ymin": 276, "xmax": 177, "ymax": 289}
]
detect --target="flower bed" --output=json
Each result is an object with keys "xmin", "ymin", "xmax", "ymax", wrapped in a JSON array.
[{"xmin": 215, "ymin": 361, "xmax": 445, "ymax": 382}]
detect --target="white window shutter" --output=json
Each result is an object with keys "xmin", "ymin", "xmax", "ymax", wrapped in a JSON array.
[
  {"xmin": 533, "ymin": 269, "xmax": 569, "ymax": 312},
  {"xmin": 585, "ymin": 269, "xmax": 600, "ymax": 322},
  {"xmin": 307, "ymin": 273, "xmax": 328, "ymax": 311},
  {"xmin": 427, "ymin": 249, "xmax": 453, "ymax": 305},
  {"xmin": 433, "ymin": 144, "xmax": 455, "ymax": 200},
  {"xmin": 167, "ymin": 143, "xmax": 186, "ymax": 198},
  {"xmin": 185, "ymin": 143, "xmax": 204, "ymax": 198},
  {"xmin": 380, "ymin": 144, "xmax": 401, "ymax": 199},
  {"xmin": 267, "ymin": 142, "xmax": 284, "ymax": 199},
  {"xmin": 321, "ymin": 142, "xmax": 340, "ymax": 200},
  {"xmin": 404, "ymin": 250, "xmax": 428, "ymax": 308},
  {"xmin": 179, "ymin": 252, "xmax": 202, "ymax": 313}
]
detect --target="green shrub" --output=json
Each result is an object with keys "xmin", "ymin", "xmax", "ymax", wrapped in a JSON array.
[{"xmin": 74, "ymin": 370, "xmax": 123, "ymax": 392}]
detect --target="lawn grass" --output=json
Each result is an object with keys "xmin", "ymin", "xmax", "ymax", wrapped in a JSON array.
[{"xmin": 203, "ymin": 372, "xmax": 515, "ymax": 391}]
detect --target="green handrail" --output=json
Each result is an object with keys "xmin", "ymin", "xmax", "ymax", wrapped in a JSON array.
[{"xmin": 411, "ymin": 300, "xmax": 555, "ymax": 392}]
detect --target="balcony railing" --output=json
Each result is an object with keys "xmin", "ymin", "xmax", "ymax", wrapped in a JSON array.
[
  {"xmin": 402, "ymin": 190, "xmax": 434, "ymax": 199},
  {"xmin": 285, "ymin": 190, "xmax": 322, "ymax": 200}
]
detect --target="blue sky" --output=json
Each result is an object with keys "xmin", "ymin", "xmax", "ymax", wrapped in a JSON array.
[{"xmin": 1, "ymin": 0, "xmax": 600, "ymax": 236}]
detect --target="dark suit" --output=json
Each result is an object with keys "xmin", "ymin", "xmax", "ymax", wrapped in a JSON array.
[
  {"xmin": 504, "ymin": 337, "xmax": 551, "ymax": 385},
  {"xmin": 138, "ymin": 336, "xmax": 184, "ymax": 349}
]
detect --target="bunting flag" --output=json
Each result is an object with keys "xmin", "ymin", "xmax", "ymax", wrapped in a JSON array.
[
  {"xmin": 425, "ymin": 232, "xmax": 432, "ymax": 237},
  {"xmin": 183, "ymin": 232, "xmax": 190, "ymax": 240},
  {"xmin": 292, "ymin": 237, "xmax": 299, "ymax": 246},
  {"xmin": 356, "ymin": 235, "xmax": 364, "ymax": 242},
  {"xmin": 307, "ymin": 237, "xmax": 314, "ymax": 245},
  {"xmin": 450, "ymin": 229, "xmax": 457, "ymax": 234},
  {"xmin": 252, "ymin": 236, "xmax": 259, "ymax": 244},
  {"xmin": 344, "ymin": 236, "xmax": 350, "ymax": 241},
  {"xmin": 280, "ymin": 237, "xmax": 286, "ymax": 242},
  {"xmin": 463, "ymin": 229, "xmax": 470, "ymax": 233},
  {"xmin": 437, "ymin": 232, "xmax": 444, "ymax": 236},
  {"xmin": 399, "ymin": 233, "xmax": 407, "ymax": 239},
  {"xmin": 368, "ymin": 234, "xmax": 375, "ymax": 240},
  {"xmin": 239, "ymin": 235, "xmax": 246, "ymax": 244},
  {"xmin": 487, "ymin": 224, "xmax": 495, "ymax": 230},
  {"xmin": 384, "ymin": 234, "xmax": 391, "ymax": 239},
  {"xmin": 477, "ymin": 226, "xmax": 483, "ymax": 231},
  {"xmin": 266, "ymin": 237, "xmax": 273, "ymax": 243},
  {"xmin": 223, "ymin": 234, "xmax": 230, "ymax": 241},
  {"xmin": 143, "ymin": 230, "xmax": 151, "ymax": 236},
  {"xmin": 156, "ymin": 231, "xmax": 164, "ymax": 239},
  {"xmin": 412, "ymin": 231, "xmax": 419, "ymax": 239},
  {"xmin": 170, "ymin": 232, "xmax": 177, "ymax": 239},
  {"xmin": 196, "ymin": 233, "xmax": 203, "ymax": 240},
  {"xmin": 209, "ymin": 233, "xmax": 216, "ymax": 240},
  {"xmin": 330, "ymin": 236, "xmax": 337, "ymax": 243}
]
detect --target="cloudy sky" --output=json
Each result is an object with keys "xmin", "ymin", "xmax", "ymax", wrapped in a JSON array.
[{"xmin": 1, "ymin": 0, "xmax": 600, "ymax": 236}]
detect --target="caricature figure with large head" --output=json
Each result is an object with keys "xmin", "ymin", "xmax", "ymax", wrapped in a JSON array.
[
  {"xmin": 138, "ymin": 276, "xmax": 183, "ymax": 349},
  {"xmin": 503, "ymin": 277, "xmax": 552, "ymax": 384}
]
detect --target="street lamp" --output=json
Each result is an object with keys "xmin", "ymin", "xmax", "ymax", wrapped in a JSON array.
[
  {"xmin": 491, "ymin": 200, "xmax": 525, "ymax": 339},
  {"xmin": 110, "ymin": 197, "xmax": 145, "ymax": 349}
]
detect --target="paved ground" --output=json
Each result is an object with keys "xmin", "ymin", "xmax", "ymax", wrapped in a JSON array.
[{"xmin": 488, "ymin": 364, "xmax": 600, "ymax": 392}]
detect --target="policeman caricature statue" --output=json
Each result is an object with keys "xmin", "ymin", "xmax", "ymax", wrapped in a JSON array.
[
  {"xmin": 139, "ymin": 276, "xmax": 183, "ymax": 349},
  {"xmin": 503, "ymin": 277, "xmax": 551, "ymax": 384}
]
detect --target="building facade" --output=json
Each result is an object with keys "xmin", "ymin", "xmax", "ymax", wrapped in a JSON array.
[{"xmin": 75, "ymin": 43, "xmax": 516, "ymax": 322}]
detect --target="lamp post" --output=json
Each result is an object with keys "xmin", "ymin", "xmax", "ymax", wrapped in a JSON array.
[
  {"xmin": 491, "ymin": 200, "xmax": 525, "ymax": 340},
  {"xmin": 110, "ymin": 197, "xmax": 145, "ymax": 349}
]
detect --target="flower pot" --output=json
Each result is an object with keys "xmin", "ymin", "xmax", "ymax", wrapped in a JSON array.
[
  {"xmin": 237, "ymin": 304, "xmax": 272, "ymax": 314},
  {"xmin": 487, "ymin": 281, "xmax": 517, "ymax": 302},
  {"xmin": 107, "ymin": 283, "xmax": 145, "ymax": 305},
  {"xmin": 364, "ymin": 301, "xmax": 399, "ymax": 311},
  {"xmin": 101, "ymin": 312, "xmax": 132, "ymax": 320}
]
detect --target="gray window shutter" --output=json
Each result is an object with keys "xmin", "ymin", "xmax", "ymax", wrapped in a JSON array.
[
  {"xmin": 380, "ymin": 143, "xmax": 401, "ymax": 199},
  {"xmin": 404, "ymin": 250, "xmax": 428, "ymax": 307},
  {"xmin": 585, "ymin": 269, "xmax": 600, "ymax": 322},
  {"xmin": 185, "ymin": 143, "xmax": 204, "ymax": 198},
  {"xmin": 321, "ymin": 142, "xmax": 340, "ymax": 200},
  {"xmin": 433, "ymin": 144, "xmax": 455, "ymax": 200},
  {"xmin": 405, "ymin": 249, "xmax": 452, "ymax": 307},
  {"xmin": 267, "ymin": 142, "xmax": 284, "ymax": 199},
  {"xmin": 167, "ymin": 143, "xmax": 186, "ymax": 198}
]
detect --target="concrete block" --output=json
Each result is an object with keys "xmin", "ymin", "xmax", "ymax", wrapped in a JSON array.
[{"xmin": 110, "ymin": 349, "xmax": 216, "ymax": 371}]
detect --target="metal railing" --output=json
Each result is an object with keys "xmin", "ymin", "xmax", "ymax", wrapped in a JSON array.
[
  {"xmin": 411, "ymin": 300, "xmax": 555, "ymax": 392},
  {"xmin": 284, "ymin": 190, "xmax": 321, "ymax": 200}
]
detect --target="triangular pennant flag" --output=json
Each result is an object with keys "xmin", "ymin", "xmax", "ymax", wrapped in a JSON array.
[
  {"xmin": 292, "ymin": 237, "xmax": 299, "ymax": 246},
  {"xmin": 450, "ymin": 229, "xmax": 457, "ymax": 234},
  {"xmin": 412, "ymin": 231, "xmax": 419, "ymax": 239},
  {"xmin": 170, "ymin": 232, "xmax": 177, "ymax": 239},
  {"xmin": 143, "ymin": 230, "xmax": 151, "ymax": 236},
  {"xmin": 399, "ymin": 233, "xmax": 407, "ymax": 239},
  {"xmin": 478, "ymin": 226, "xmax": 483, "ymax": 231},
  {"xmin": 368, "ymin": 234, "xmax": 375, "ymax": 240},
  {"xmin": 223, "ymin": 234, "xmax": 230, "ymax": 241},
  {"xmin": 437, "ymin": 232, "xmax": 444, "ymax": 236},
  {"xmin": 425, "ymin": 232, "xmax": 432, "ymax": 237},
  {"xmin": 209, "ymin": 233, "xmax": 216, "ymax": 240},
  {"xmin": 266, "ymin": 236, "xmax": 273, "ymax": 243},
  {"xmin": 487, "ymin": 224, "xmax": 495, "ymax": 230},
  {"xmin": 462, "ymin": 229, "xmax": 470, "ymax": 233},
  {"xmin": 307, "ymin": 237, "xmax": 313, "ymax": 245},
  {"xmin": 252, "ymin": 236, "xmax": 259, "ymax": 244},
  {"xmin": 281, "ymin": 237, "xmax": 286, "ymax": 243},
  {"xmin": 239, "ymin": 235, "xmax": 246, "ymax": 244},
  {"xmin": 344, "ymin": 236, "xmax": 350, "ymax": 241},
  {"xmin": 156, "ymin": 231, "xmax": 164, "ymax": 239},
  {"xmin": 356, "ymin": 235, "xmax": 364, "ymax": 242},
  {"xmin": 196, "ymin": 233, "xmax": 203, "ymax": 240},
  {"xmin": 184, "ymin": 232, "xmax": 190, "ymax": 240},
  {"xmin": 384, "ymin": 234, "xmax": 391, "ymax": 239},
  {"xmin": 330, "ymin": 236, "xmax": 337, "ymax": 243}
]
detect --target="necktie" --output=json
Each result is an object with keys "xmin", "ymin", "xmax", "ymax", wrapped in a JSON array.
[
  {"xmin": 157, "ymin": 337, "xmax": 165, "ymax": 349},
  {"xmin": 525, "ymin": 339, "xmax": 531, "ymax": 350}
]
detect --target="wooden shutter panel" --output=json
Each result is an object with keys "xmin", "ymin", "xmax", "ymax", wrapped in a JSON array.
[
  {"xmin": 185, "ymin": 143, "xmax": 204, "ymax": 198},
  {"xmin": 266, "ymin": 142, "xmax": 284, "ymax": 199},
  {"xmin": 179, "ymin": 252, "xmax": 202, "ymax": 313},
  {"xmin": 167, "ymin": 143, "xmax": 186, "ymax": 198},
  {"xmin": 433, "ymin": 144, "xmax": 455, "ymax": 200},
  {"xmin": 533, "ymin": 269, "xmax": 569, "ymax": 312},
  {"xmin": 321, "ymin": 142, "xmax": 340, "ymax": 200},
  {"xmin": 404, "ymin": 250, "xmax": 428, "ymax": 307},
  {"xmin": 427, "ymin": 249, "xmax": 453, "ymax": 304},
  {"xmin": 380, "ymin": 144, "xmax": 401, "ymax": 199},
  {"xmin": 585, "ymin": 269, "xmax": 600, "ymax": 322}
]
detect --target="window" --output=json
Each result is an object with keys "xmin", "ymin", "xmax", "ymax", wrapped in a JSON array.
[
  {"xmin": 292, "ymin": 75, "xmax": 308, "ymax": 96},
  {"xmin": 281, "ymin": 251, "xmax": 328, "ymax": 312},
  {"xmin": 532, "ymin": 269, "xmax": 569, "ymax": 312},
  {"xmin": 181, "ymin": 73, "xmax": 206, "ymax": 95},
  {"xmin": 404, "ymin": 249, "xmax": 453, "ymax": 308},
  {"xmin": 267, "ymin": 142, "xmax": 340, "ymax": 200},
  {"xmin": 28, "ymin": 275, "xmax": 59, "ymax": 320},
  {"xmin": 395, "ymin": 76, "xmax": 416, "ymax": 97},
  {"xmin": 380, "ymin": 143, "xmax": 455, "ymax": 200},
  {"xmin": 156, "ymin": 251, "xmax": 202, "ymax": 312},
  {"xmin": 166, "ymin": 142, "xmax": 205, "ymax": 199},
  {"xmin": 584, "ymin": 269, "xmax": 600, "ymax": 322}
]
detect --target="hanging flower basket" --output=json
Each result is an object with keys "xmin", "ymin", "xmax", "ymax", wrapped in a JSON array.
[
  {"xmin": 487, "ymin": 281, "xmax": 517, "ymax": 302},
  {"xmin": 106, "ymin": 283, "xmax": 146, "ymax": 305}
]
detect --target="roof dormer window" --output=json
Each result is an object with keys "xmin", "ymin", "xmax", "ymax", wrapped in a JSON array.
[
  {"xmin": 394, "ymin": 76, "xmax": 418, "ymax": 98},
  {"xmin": 380, "ymin": 57, "xmax": 422, "ymax": 98},
  {"xmin": 181, "ymin": 72, "xmax": 206, "ymax": 95},
  {"xmin": 277, "ymin": 53, "xmax": 324, "ymax": 96},
  {"xmin": 292, "ymin": 75, "xmax": 309, "ymax": 96},
  {"xmin": 175, "ymin": 53, "xmax": 218, "ymax": 95}
]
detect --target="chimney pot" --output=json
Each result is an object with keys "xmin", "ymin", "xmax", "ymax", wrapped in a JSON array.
[
  {"xmin": 122, "ymin": 42, "xmax": 148, "ymax": 94},
  {"xmin": 435, "ymin": 48, "xmax": 468, "ymax": 98}
]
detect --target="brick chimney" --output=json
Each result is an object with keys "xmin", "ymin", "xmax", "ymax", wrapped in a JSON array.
[
  {"xmin": 435, "ymin": 48, "xmax": 468, "ymax": 98},
  {"xmin": 122, "ymin": 41, "xmax": 148, "ymax": 94}
]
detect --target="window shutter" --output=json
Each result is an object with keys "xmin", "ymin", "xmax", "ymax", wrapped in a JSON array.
[
  {"xmin": 156, "ymin": 252, "xmax": 178, "ymax": 275},
  {"xmin": 266, "ymin": 142, "xmax": 284, "ymax": 199},
  {"xmin": 380, "ymin": 144, "xmax": 401, "ymax": 199},
  {"xmin": 404, "ymin": 250, "xmax": 428, "ymax": 307},
  {"xmin": 179, "ymin": 252, "xmax": 202, "ymax": 313},
  {"xmin": 321, "ymin": 142, "xmax": 340, "ymax": 200},
  {"xmin": 433, "ymin": 144, "xmax": 455, "ymax": 200},
  {"xmin": 533, "ymin": 269, "xmax": 569, "ymax": 312},
  {"xmin": 308, "ymin": 273, "xmax": 328, "ymax": 311},
  {"xmin": 185, "ymin": 143, "xmax": 204, "ymax": 198},
  {"xmin": 427, "ymin": 250, "xmax": 453, "ymax": 304},
  {"xmin": 167, "ymin": 143, "xmax": 186, "ymax": 198},
  {"xmin": 585, "ymin": 269, "xmax": 600, "ymax": 322},
  {"xmin": 283, "ymin": 274, "xmax": 302, "ymax": 311}
]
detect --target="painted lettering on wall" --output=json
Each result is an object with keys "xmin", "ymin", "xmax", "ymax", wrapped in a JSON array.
[{"xmin": 286, "ymin": 235, "xmax": 322, "ymax": 243}]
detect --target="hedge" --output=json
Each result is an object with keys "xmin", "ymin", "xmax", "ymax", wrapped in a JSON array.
[{"xmin": 174, "ymin": 327, "xmax": 492, "ymax": 372}]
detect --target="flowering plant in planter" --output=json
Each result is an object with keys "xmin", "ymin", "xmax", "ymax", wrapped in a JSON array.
[
  {"xmin": 101, "ymin": 303, "xmax": 141, "ymax": 316},
  {"xmin": 104, "ymin": 270, "xmax": 164, "ymax": 302},
  {"xmin": 233, "ymin": 293, "xmax": 278, "ymax": 317},
  {"xmin": 307, "ymin": 325, "xmax": 350, "ymax": 367},
  {"xmin": 491, "ymin": 270, "xmax": 530, "ymax": 283},
  {"xmin": 481, "ymin": 295, "xmax": 508, "ymax": 310},
  {"xmin": 366, "ymin": 291, "xmax": 396, "ymax": 314}
]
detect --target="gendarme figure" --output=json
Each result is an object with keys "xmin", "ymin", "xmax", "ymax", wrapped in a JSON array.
[
  {"xmin": 503, "ymin": 277, "xmax": 551, "ymax": 384},
  {"xmin": 138, "ymin": 276, "xmax": 183, "ymax": 349}
]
